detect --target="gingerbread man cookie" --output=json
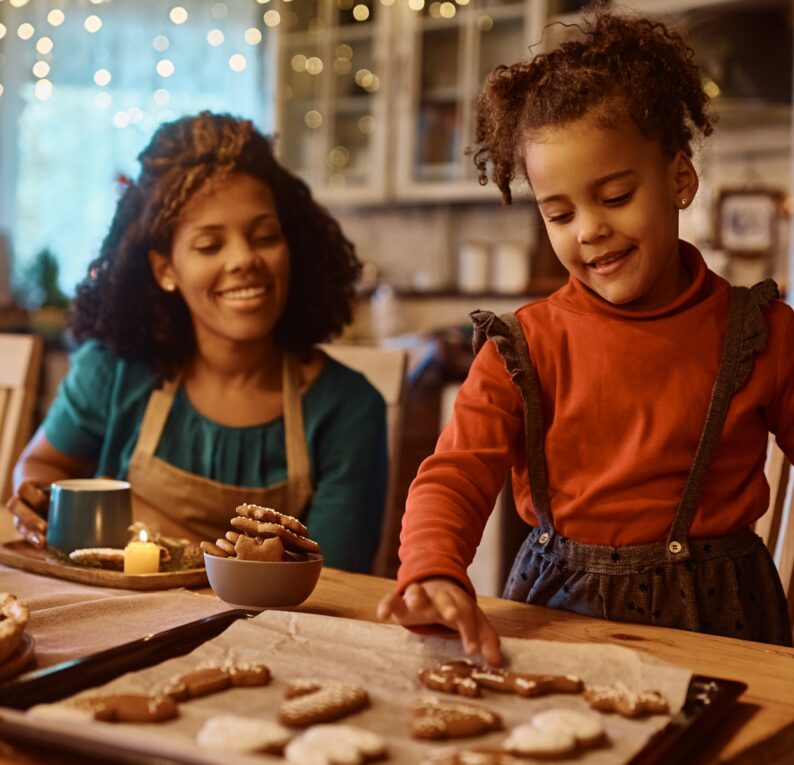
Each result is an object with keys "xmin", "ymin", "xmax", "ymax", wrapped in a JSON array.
[
  {"xmin": 284, "ymin": 724, "xmax": 386, "ymax": 765},
  {"xmin": 162, "ymin": 662, "xmax": 271, "ymax": 701},
  {"xmin": 411, "ymin": 697, "xmax": 502, "ymax": 740},
  {"xmin": 419, "ymin": 659, "xmax": 583, "ymax": 699},
  {"xmin": 583, "ymin": 682, "xmax": 668, "ymax": 717},
  {"xmin": 76, "ymin": 694, "xmax": 178, "ymax": 723},
  {"xmin": 279, "ymin": 679, "xmax": 370, "ymax": 727},
  {"xmin": 236, "ymin": 503, "xmax": 309, "ymax": 537},
  {"xmin": 230, "ymin": 516, "xmax": 321, "ymax": 554}
]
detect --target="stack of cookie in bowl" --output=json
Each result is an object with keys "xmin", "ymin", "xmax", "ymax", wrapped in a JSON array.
[
  {"xmin": 0, "ymin": 592, "xmax": 35, "ymax": 680},
  {"xmin": 200, "ymin": 504, "xmax": 323, "ymax": 610},
  {"xmin": 201, "ymin": 504, "xmax": 321, "ymax": 562}
]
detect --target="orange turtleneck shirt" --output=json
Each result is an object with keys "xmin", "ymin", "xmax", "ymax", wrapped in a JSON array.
[{"xmin": 396, "ymin": 243, "xmax": 794, "ymax": 596}]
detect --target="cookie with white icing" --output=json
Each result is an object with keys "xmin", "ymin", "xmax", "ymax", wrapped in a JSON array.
[
  {"xmin": 284, "ymin": 724, "xmax": 386, "ymax": 764},
  {"xmin": 584, "ymin": 682, "xmax": 668, "ymax": 717},
  {"xmin": 504, "ymin": 708, "xmax": 606, "ymax": 759},
  {"xmin": 411, "ymin": 697, "xmax": 502, "ymax": 740},
  {"xmin": 196, "ymin": 715, "xmax": 291, "ymax": 754}
]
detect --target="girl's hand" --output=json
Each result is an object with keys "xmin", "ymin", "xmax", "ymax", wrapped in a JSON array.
[
  {"xmin": 6, "ymin": 481, "xmax": 49, "ymax": 549},
  {"xmin": 376, "ymin": 577, "xmax": 502, "ymax": 667}
]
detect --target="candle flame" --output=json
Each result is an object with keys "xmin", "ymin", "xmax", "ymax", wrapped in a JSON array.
[{"xmin": 139, "ymin": 530, "xmax": 149, "ymax": 543}]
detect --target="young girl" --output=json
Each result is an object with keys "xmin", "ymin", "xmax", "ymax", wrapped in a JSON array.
[
  {"xmin": 8, "ymin": 111, "xmax": 387, "ymax": 573},
  {"xmin": 378, "ymin": 10, "xmax": 793, "ymax": 659}
]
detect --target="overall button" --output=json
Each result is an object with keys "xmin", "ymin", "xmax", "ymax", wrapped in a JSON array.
[
  {"xmin": 538, "ymin": 532, "xmax": 550, "ymax": 545},
  {"xmin": 668, "ymin": 541, "xmax": 683, "ymax": 554}
]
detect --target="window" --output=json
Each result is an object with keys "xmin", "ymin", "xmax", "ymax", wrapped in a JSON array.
[{"xmin": 0, "ymin": 0, "xmax": 273, "ymax": 302}]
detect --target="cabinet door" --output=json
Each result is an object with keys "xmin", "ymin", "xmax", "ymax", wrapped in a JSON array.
[
  {"xmin": 275, "ymin": 0, "xmax": 390, "ymax": 204},
  {"xmin": 395, "ymin": 0, "xmax": 536, "ymax": 201}
]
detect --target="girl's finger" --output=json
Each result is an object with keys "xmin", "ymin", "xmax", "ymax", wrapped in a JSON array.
[
  {"xmin": 404, "ymin": 583, "xmax": 434, "ymax": 614},
  {"xmin": 430, "ymin": 588, "xmax": 460, "ymax": 625},
  {"xmin": 376, "ymin": 592, "xmax": 402, "ymax": 621},
  {"xmin": 476, "ymin": 615, "xmax": 503, "ymax": 667}
]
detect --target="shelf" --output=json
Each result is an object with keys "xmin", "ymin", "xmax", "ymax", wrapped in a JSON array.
[{"xmin": 394, "ymin": 277, "xmax": 567, "ymax": 299}]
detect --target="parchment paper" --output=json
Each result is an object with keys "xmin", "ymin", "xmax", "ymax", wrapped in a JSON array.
[{"xmin": 6, "ymin": 610, "xmax": 693, "ymax": 765}]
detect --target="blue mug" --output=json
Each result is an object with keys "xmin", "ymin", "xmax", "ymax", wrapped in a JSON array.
[{"xmin": 47, "ymin": 479, "xmax": 133, "ymax": 554}]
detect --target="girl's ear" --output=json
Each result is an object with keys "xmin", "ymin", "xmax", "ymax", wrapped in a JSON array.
[
  {"xmin": 672, "ymin": 151, "xmax": 699, "ymax": 209},
  {"xmin": 148, "ymin": 250, "xmax": 178, "ymax": 292}
]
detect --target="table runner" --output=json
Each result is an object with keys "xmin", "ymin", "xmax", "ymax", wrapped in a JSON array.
[{"xmin": 0, "ymin": 564, "xmax": 231, "ymax": 667}]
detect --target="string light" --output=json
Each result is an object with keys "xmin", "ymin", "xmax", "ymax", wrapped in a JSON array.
[
  {"xmin": 32, "ymin": 61, "xmax": 50, "ymax": 78},
  {"xmin": 352, "ymin": 4, "xmax": 369, "ymax": 21},
  {"xmin": 84, "ymin": 15, "xmax": 103, "ymax": 33},
  {"xmin": 210, "ymin": 3, "xmax": 228, "ymax": 19},
  {"xmin": 291, "ymin": 54, "xmax": 307, "ymax": 72},
  {"xmin": 207, "ymin": 29, "xmax": 224, "ymax": 46},
  {"xmin": 358, "ymin": 115, "xmax": 375, "ymax": 134},
  {"xmin": 152, "ymin": 34, "xmax": 170, "ymax": 52},
  {"xmin": 47, "ymin": 10, "xmax": 65, "ymax": 27},
  {"xmin": 36, "ymin": 37, "xmax": 54, "ymax": 55},
  {"xmin": 128, "ymin": 106, "xmax": 144, "ymax": 124},
  {"xmin": 93, "ymin": 69, "xmax": 112, "ymax": 86},
  {"xmin": 263, "ymin": 10, "xmax": 280, "ymax": 27},
  {"xmin": 156, "ymin": 59, "xmax": 175, "ymax": 77},
  {"xmin": 0, "ymin": 24, "xmax": 6, "ymax": 40},
  {"xmin": 304, "ymin": 110, "xmax": 322, "ymax": 128},
  {"xmin": 153, "ymin": 88, "xmax": 170, "ymax": 106},
  {"xmin": 229, "ymin": 54, "xmax": 247, "ymax": 72},
  {"xmin": 305, "ymin": 56, "xmax": 323, "ymax": 75},
  {"xmin": 0, "ymin": 85, "xmax": 5, "ymax": 98},
  {"xmin": 95, "ymin": 92, "xmax": 112, "ymax": 108},
  {"xmin": 113, "ymin": 111, "xmax": 131, "ymax": 128},
  {"xmin": 34, "ymin": 79, "xmax": 53, "ymax": 101},
  {"xmin": 244, "ymin": 27, "xmax": 262, "ymax": 45},
  {"xmin": 10, "ymin": 0, "xmax": 31, "ymax": 8},
  {"xmin": 477, "ymin": 15, "xmax": 493, "ymax": 31},
  {"xmin": 169, "ymin": 7, "xmax": 188, "ymax": 25},
  {"xmin": 17, "ymin": 23, "xmax": 35, "ymax": 41}
]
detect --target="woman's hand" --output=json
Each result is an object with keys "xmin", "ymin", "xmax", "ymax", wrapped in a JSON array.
[
  {"xmin": 376, "ymin": 577, "xmax": 502, "ymax": 667},
  {"xmin": 6, "ymin": 481, "xmax": 49, "ymax": 549}
]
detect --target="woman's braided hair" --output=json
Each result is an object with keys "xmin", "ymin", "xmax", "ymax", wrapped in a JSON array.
[
  {"xmin": 473, "ymin": 8, "xmax": 715, "ymax": 204},
  {"xmin": 71, "ymin": 111, "xmax": 361, "ymax": 376}
]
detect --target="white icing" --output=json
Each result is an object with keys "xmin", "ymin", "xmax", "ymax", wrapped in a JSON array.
[
  {"xmin": 505, "ymin": 722, "xmax": 576, "ymax": 755},
  {"xmin": 196, "ymin": 715, "xmax": 290, "ymax": 753},
  {"xmin": 531, "ymin": 708, "xmax": 604, "ymax": 740}
]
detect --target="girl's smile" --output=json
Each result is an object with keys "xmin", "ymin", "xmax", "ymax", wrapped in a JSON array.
[{"xmin": 524, "ymin": 115, "xmax": 698, "ymax": 312}]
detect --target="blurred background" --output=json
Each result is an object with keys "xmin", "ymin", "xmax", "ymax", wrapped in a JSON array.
[{"xmin": 1, "ymin": 0, "xmax": 792, "ymax": 588}]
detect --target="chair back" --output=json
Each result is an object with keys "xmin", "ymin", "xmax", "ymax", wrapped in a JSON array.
[
  {"xmin": 320, "ymin": 343, "xmax": 408, "ymax": 577},
  {"xmin": 757, "ymin": 435, "xmax": 794, "ymax": 626},
  {"xmin": 0, "ymin": 334, "xmax": 44, "ymax": 503}
]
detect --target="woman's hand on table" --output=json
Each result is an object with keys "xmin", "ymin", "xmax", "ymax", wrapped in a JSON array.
[
  {"xmin": 376, "ymin": 577, "xmax": 503, "ymax": 667},
  {"xmin": 6, "ymin": 480, "xmax": 49, "ymax": 548}
]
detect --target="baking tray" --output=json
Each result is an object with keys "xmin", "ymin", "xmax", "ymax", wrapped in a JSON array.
[
  {"xmin": 0, "ymin": 611, "xmax": 746, "ymax": 765},
  {"xmin": 0, "ymin": 540, "xmax": 208, "ymax": 590}
]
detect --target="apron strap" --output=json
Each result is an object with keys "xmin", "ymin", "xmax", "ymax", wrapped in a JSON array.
[
  {"xmin": 132, "ymin": 378, "xmax": 179, "ymax": 459},
  {"xmin": 666, "ymin": 279, "xmax": 779, "ymax": 553},
  {"xmin": 471, "ymin": 309, "xmax": 552, "ymax": 527},
  {"xmin": 282, "ymin": 354, "xmax": 311, "ymax": 486}
]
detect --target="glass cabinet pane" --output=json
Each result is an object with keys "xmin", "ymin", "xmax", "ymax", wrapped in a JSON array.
[
  {"xmin": 282, "ymin": 0, "xmax": 322, "ymax": 33},
  {"xmin": 478, "ymin": 17, "xmax": 527, "ymax": 84}
]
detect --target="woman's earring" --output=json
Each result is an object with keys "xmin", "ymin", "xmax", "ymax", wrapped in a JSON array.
[{"xmin": 163, "ymin": 281, "xmax": 176, "ymax": 292}]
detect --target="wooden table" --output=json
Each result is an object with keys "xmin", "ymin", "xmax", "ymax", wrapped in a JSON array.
[{"xmin": 2, "ymin": 568, "xmax": 793, "ymax": 764}]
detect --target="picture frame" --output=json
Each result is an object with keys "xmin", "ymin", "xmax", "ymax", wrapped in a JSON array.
[{"xmin": 716, "ymin": 188, "xmax": 785, "ymax": 255}]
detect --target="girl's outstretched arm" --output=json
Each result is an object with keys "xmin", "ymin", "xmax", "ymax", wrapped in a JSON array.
[{"xmin": 377, "ymin": 577, "xmax": 502, "ymax": 667}]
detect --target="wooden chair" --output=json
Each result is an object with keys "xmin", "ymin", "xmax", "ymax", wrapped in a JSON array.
[
  {"xmin": 757, "ymin": 435, "xmax": 794, "ymax": 626},
  {"xmin": 320, "ymin": 343, "xmax": 408, "ymax": 578},
  {"xmin": 0, "ymin": 334, "xmax": 44, "ymax": 505}
]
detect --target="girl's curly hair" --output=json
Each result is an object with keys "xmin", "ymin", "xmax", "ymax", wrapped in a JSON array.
[
  {"xmin": 473, "ymin": 8, "xmax": 715, "ymax": 204},
  {"xmin": 70, "ymin": 111, "xmax": 361, "ymax": 376}
]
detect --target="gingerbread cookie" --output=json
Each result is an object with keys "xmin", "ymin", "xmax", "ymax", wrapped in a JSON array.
[
  {"xmin": 200, "ymin": 540, "xmax": 230, "ymax": 558},
  {"xmin": 284, "ymin": 724, "xmax": 386, "ymax": 765},
  {"xmin": 196, "ymin": 715, "xmax": 291, "ymax": 754},
  {"xmin": 0, "ymin": 593, "xmax": 29, "ymax": 665},
  {"xmin": 68, "ymin": 548, "xmax": 125, "ymax": 571},
  {"xmin": 235, "ymin": 534, "xmax": 286, "ymax": 562},
  {"xmin": 162, "ymin": 662, "xmax": 271, "ymax": 701},
  {"xmin": 236, "ymin": 503, "xmax": 308, "ymax": 537},
  {"xmin": 411, "ymin": 697, "xmax": 502, "ymax": 740},
  {"xmin": 230, "ymin": 516, "xmax": 321, "ymax": 554},
  {"xmin": 419, "ymin": 659, "xmax": 583, "ymax": 699},
  {"xmin": 505, "ymin": 708, "xmax": 606, "ymax": 759},
  {"xmin": 76, "ymin": 694, "xmax": 178, "ymax": 723},
  {"xmin": 423, "ymin": 749, "xmax": 523, "ymax": 765},
  {"xmin": 583, "ymin": 682, "xmax": 668, "ymax": 717},
  {"xmin": 279, "ymin": 679, "xmax": 370, "ymax": 727}
]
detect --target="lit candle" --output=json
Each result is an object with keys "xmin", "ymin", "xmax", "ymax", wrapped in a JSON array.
[{"xmin": 123, "ymin": 529, "xmax": 160, "ymax": 574}]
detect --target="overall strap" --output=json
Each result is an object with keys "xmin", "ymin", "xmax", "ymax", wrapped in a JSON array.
[
  {"xmin": 133, "ymin": 377, "xmax": 180, "ymax": 458},
  {"xmin": 666, "ymin": 279, "xmax": 779, "ymax": 554},
  {"xmin": 471, "ymin": 309, "xmax": 552, "ymax": 527},
  {"xmin": 282, "ymin": 354, "xmax": 311, "ymax": 484}
]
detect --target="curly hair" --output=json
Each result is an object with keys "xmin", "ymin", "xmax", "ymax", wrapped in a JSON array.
[
  {"xmin": 70, "ymin": 111, "xmax": 361, "ymax": 376},
  {"xmin": 473, "ymin": 8, "xmax": 715, "ymax": 204}
]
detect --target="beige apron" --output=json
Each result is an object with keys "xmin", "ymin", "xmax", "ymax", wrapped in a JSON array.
[{"xmin": 127, "ymin": 355, "xmax": 314, "ymax": 542}]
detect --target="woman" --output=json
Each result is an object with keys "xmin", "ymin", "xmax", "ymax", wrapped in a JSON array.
[{"xmin": 8, "ymin": 112, "xmax": 387, "ymax": 573}]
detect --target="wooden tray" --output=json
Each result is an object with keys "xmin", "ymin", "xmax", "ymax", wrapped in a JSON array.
[
  {"xmin": 0, "ymin": 540, "xmax": 207, "ymax": 590},
  {"xmin": 0, "ymin": 612, "xmax": 747, "ymax": 765}
]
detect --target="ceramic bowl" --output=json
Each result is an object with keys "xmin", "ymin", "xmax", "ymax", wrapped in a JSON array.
[{"xmin": 203, "ymin": 552, "xmax": 323, "ymax": 610}]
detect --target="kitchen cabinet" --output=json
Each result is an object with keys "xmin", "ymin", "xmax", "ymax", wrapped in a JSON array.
[{"xmin": 274, "ymin": 0, "xmax": 544, "ymax": 204}]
